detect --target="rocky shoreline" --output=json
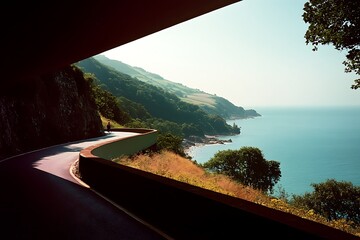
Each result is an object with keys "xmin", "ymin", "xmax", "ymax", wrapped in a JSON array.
[{"xmin": 182, "ymin": 135, "xmax": 233, "ymax": 151}]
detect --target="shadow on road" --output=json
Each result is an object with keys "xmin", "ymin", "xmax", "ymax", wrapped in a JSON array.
[{"xmin": 0, "ymin": 134, "xmax": 167, "ymax": 240}]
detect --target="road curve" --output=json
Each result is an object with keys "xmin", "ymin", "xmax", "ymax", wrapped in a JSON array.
[{"xmin": 0, "ymin": 132, "xmax": 169, "ymax": 240}]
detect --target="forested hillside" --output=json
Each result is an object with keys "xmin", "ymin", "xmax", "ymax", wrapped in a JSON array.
[
  {"xmin": 0, "ymin": 54, "xmax": 256, "ymax": 160},
  {"xmin": 75, "ymin": 57, "xmax": 240, "ymax": 138},
  {"xmin": 93, "ymin": 55, "xmax": 260, "ymax": 119}
]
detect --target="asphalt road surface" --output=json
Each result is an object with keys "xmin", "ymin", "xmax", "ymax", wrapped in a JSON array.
[{"xmin": 0, "ymin": 132, "xmax": 171, "ymax": 240}]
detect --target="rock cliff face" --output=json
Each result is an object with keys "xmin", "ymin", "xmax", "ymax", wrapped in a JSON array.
[{"xmin": 0, "ymin": 65, "xmax": 103, "ymax": 160}]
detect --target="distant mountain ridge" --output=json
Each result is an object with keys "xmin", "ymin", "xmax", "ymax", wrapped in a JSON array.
[
  {"xmin": 75, "ymin": 57, "xmax": 242, "ymax": 137},
  {"xmin": 94, "ymin": 55, "xmax": 260, "ymax": 119}
]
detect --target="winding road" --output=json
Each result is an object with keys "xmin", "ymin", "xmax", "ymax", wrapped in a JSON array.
[{"xmin": 0, "ymin": 132, "xmax": 170, "ymax": 240}]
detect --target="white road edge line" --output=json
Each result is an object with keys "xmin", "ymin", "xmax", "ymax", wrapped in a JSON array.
[
  {"xmin": 69, "ymin": 159, "xmax": 174, "ymax": 240},
  {"xmin": 69, "ymin": 159, "xmax": 90, "ymax": 188}
]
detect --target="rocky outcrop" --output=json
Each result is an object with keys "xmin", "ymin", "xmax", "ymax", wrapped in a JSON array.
[
  {"xmin": 0, "ymin": 65, "xmax": 103, "ymax": 160},
  {"xmin": 182, "ymin": 135, "xmax": 232, "ymax": 150}
]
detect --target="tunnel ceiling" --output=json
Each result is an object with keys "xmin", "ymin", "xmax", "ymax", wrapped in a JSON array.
[{"xmin": 2, "ymin": 0, "xmax": 240, "ymax": 81}]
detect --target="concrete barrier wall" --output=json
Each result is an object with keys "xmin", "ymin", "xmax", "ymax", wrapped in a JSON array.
[
  {"xmin": 78, "ymin": 129, "xmax": 357, "ymax": 240},
  {"xmin": 91, "ymin": 128, "xmax": 158, "ymax": 160}
]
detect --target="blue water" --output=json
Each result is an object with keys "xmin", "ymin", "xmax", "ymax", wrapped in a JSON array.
[{"xmin": 188, "ymin": 106, "xmax": 360, "ymax": 196}]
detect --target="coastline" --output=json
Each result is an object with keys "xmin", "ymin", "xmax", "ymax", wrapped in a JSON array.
[
  {"xmin": 182, "ymin": 115, "xmax": 261, "ymax": 159},
  {"xmin": 182, "ymin": 135, "xmax": 233, "ymax": 158},
  {"xmin": 184, "ymin": 107, "xmax": 360, "ymax": 196}
]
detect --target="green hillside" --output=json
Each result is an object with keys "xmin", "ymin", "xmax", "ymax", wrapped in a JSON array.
[
  {"xmin": 75, "ymin": 57, "xmax": 241, "ymax": 138},
  {"xmin": 93, "ymin": 55, "xmax": 260, "ymax": 119}
]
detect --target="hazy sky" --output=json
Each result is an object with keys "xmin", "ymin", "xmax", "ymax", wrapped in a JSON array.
[{"xmin": 102, "ymin": 0, "xmax": 360, "ymax": 108}]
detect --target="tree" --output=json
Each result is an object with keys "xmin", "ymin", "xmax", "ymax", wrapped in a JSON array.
[
  {"xmin": 202, "ymin": 147, "xmax": 281, "ymax": 194},
  {"xmin": 155, "ymin": 133, "xmax": 186, "ymax": 157},
  {"xmin": 302, "ymin": 0, "xmax": 360, "ymax": 89},
  {"xmin": 290, "ymin": 179, "xmax": 360, "ymax": 225}
]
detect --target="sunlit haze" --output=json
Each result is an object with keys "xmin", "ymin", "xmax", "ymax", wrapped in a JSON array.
[{"xmin": 102, "ymin": 0, "xmax": 360, "ymax": 109}]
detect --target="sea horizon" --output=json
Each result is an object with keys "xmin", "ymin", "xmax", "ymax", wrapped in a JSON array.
[{"xmin": 187, "ymin": 105, "xmax": 360, "ymax": 196}]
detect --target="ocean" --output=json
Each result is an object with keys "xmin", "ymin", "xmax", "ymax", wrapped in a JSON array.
[{"xmin": 187, "ymin": 106, "xmax": 360, "ymax": 196}]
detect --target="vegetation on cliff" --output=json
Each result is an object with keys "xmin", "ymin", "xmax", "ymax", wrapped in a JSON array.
[
  {"xmin": 93, "ymin": 55, "xmax": 261, "ymax": 119},
  {"xmin": 76, "ymin": 58, "xmax": 242, "ymax": 139}
]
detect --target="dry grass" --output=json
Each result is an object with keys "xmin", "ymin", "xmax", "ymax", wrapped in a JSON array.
[
  {"xmin": 116, "ymin": 151, "xmax": 266, "ymax": 202},
  {"xmin": 114, "ymin": 151, "xmax": 360, "ymax": 237}
]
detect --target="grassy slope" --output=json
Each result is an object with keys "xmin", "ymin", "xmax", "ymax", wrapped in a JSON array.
[
  {"xmin": 100, "ymin": 114, "xmax": 123, "ymax": 129},
  {"xmin": 180, "ymin": 93, "xmax": 217, "ymax": 108}
]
